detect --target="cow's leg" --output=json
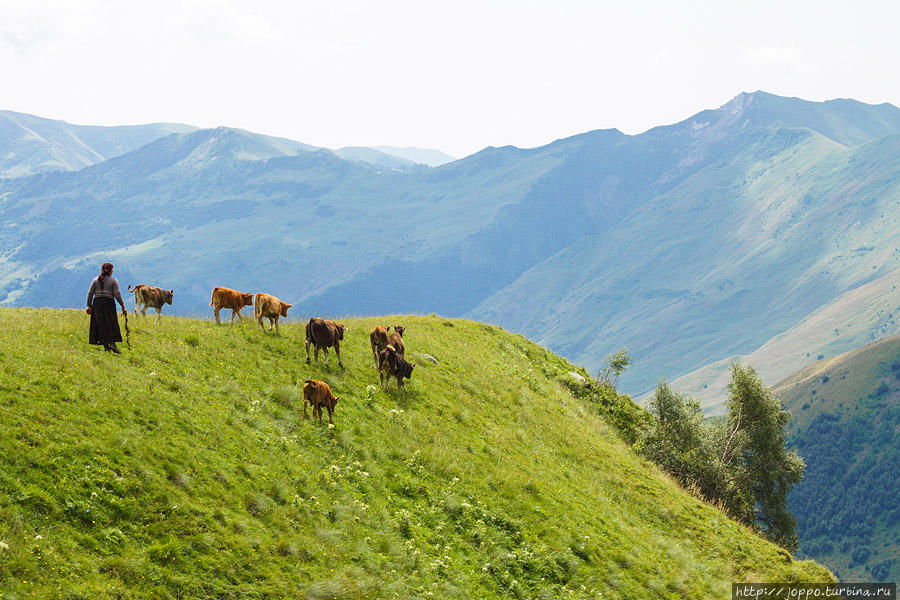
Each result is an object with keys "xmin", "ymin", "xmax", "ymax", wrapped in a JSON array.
[
  {"xmin": 141, "ymin": 305, "xmax": 148, "ymax": 318},
  {"xmin": 323, "ymin": 347, "xmax": 329, "ymax": 367},
  {"xmin": 155, "ymin": 307, "xmax": 162, "ymax": 324},
  {"xmin": 305, "ymin": 339, "xmax": 311, "ymax": 363},
  {"xmin": 335, "ymin": 342, "xmax": 342, "ymax": 367},
  {"xmin": 379, "ymin": 369, "xmax": 385, "ymax": 389},
  {"xmin": 214, "ymin": 306, "xmax": 222, "ymax": 324},
  {"xmin": 327, "ymin": 404, "xmax": 334, "ymax": 424},
  {"xmin": 315, "ymin": 346, "xmax": 321, "ymax": 364},
  {"xmin": 273, "ymin": 317, "xmax": 279, "ymax": 335},
  {"xmin": 257, "ymin": 315, "xmax": 264, "ymax": 331},
  {"xmin": 303, "ymin": 395, "xmax": 308, "ymax": 419}
]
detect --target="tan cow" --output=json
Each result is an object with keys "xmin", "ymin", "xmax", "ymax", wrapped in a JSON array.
[
  {"xmin": 128, "ymin": 284, "xmax": 173, "ymax": 324},
  {"xmin": 210, "ymin": 286, "xmax": 254, "ymax": 324},
  {"xmin": 303, "ymin": 379, "xmax": 339, "ymax": 424},
  {"xmin": 369, "ymin": 325, "xmax": 390, "ymax": 368},
  {"xmin": 254, "ymin": 292, "xmax": 292, "ymax": 334}
]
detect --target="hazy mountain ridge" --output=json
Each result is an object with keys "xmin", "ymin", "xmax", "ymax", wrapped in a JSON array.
[
  {"xmin": 0, "ymin": 109, "xmax": 198, "ymax": 178},
  {"xmin": 4, "ymin": 92, "xmax": 900, "ymax": 398}
]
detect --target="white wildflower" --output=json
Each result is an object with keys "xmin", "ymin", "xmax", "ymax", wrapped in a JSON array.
[{"xmin": 0, "ymin": 541, "xmax": 9, "ymax": 551}]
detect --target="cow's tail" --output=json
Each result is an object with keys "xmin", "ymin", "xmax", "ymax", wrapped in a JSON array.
[
  {"xmin": 128, "ymin": 284, "xmax": 135, "ymax": 292},
  {"xmin": 209, "ymin": 287, "xmax": 216, "ymax": 307},
  {"xmin": 305, "ymin": 319, "xmax": 314, "ymax": 343}
]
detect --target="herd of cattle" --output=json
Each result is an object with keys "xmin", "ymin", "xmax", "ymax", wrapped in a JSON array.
[{"xmin": 128, "ymin": 284, "xmax": 415, "ymax": 425}]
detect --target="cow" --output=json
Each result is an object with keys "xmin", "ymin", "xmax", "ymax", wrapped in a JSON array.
[
  {"xmin": 378, "ymin": 345, "xmax": 415, "ymax": 391},
  {"xmin": 369, "ymin": 325, "xmax": 390, "ymax": 368},
  {"xmin": 128, "ymin": 284, "xmax": 173, "ymax": 324},
  {"xmin": 305, "ymin": 318, "xmax": 347, "ymax": 367},
  {"xmin": 254, "ymin": 292, "xmax": 292, "ymax": 334},
  {"xmin": 302, "ymin": 379, "xmax": 339, "ymax": 425},
  {"xmin": 388, "ymin": 325, "xmax": 406, "ymax": 356},
  {"xmin": 209, "ymin": 286, "xmax": 254, "ymax": 324}
]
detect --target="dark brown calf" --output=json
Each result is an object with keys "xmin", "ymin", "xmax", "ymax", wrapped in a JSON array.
[
  {"xmin": 306, "ymin": 318, "xmax": 347, "ymax": 367},
  {"xmin": 378, "ymin": 345, "xmax": 414, "ymax": 390}
]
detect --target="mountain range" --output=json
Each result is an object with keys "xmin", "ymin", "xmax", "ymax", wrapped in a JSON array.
[{"xmin": 3, "ymin": 92, "xmax": 900, "ymax": 401}]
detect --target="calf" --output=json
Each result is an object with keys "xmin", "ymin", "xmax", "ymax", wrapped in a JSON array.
[
  {"xmin": 388, "ymin": 325, "xmax": 406, "ymax": 356},
  {"xmin": 210, "ymin": 286, "xmax": 254, "ymax": 324},
  {"xmin": 128, "ymin": 284, "xmax": 173, "ymax": 324},
  {"xmin": 254, "ymin": 292, "xmax": 292, "ymax": 334},
  {"xmin": 302, "ymin": 379, "xmax": 339, "ymax": 424},
  {"xmin": 306, "ymin": 318, "xmax": 347, "ymax": 367},
  {"xmin": 369, "ymin": 325, "xmax": 390, "ymax": 368},
  {"xmin": 378, "ymin": 345, "xmax": 415, "ymax": 391}
]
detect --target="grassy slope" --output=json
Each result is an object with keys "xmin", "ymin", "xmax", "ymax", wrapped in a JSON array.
[
  {"xmin": 774, "ymin": 335, "xmax": 900, "ymax": 581},
  {"xmin": 0, "ymin": 309, "xmax": 830, "ymax": 599}
]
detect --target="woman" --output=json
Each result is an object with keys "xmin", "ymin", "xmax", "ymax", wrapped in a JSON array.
[{"xmin": 86, "ymin": 262, "xmax": 127, "ymax": 354}]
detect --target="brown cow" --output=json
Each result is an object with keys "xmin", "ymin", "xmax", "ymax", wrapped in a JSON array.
[
  {"xmin": 306, "ymin": 318, "xmax": 347, "ymax": 367},
  {"xmin": 302, "ymin": 379, "xmax": 339, "ymax": 424},
  {"xmin": 128, "ymin": 284, "xmax": 173, "ymax": 324},
  {"xmin": 254, "ymin": 292, "xmax": 292, "ymax": 334},
  {"xmin": 388, "ymin": 325, "xmax": 406, "ymax": 356},
  {"xmin": 369, "ymin": 325, "xmax": 390, "ymax": 368},
  {"xmin": 210, "ymin": 286, "xmax": 254, "ymax": 324},
  {"xmin": 378, "ymin": 345, "xmax": 414, "ymax": 390}
]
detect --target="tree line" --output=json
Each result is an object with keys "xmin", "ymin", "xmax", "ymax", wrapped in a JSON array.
[{"xmin": 576, "ymin": 350, "xmax": 804, "ymax": 550}]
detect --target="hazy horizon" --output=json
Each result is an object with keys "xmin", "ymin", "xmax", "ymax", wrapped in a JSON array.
[{"xmin": 3, "ymin": 1, "xmax": 900, "ymax": 157}]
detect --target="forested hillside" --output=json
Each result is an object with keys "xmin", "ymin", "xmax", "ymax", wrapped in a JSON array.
[{"xmin": 776, "ymin": 336, "xmax": 900, "ymax": 581}]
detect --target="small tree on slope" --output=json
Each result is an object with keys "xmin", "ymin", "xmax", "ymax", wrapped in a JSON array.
[
  {"xmin": 638, "ymin": 365, "xmax": 804, "ymax": 550},
  {"xmin": 719, "ymin": 363, "xmax": 805, "ymax": 550}
]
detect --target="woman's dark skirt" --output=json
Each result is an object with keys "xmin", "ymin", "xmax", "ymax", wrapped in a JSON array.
[{"xmin": 89, "ymin": 297, "xmax": 122, "ymax": 346}]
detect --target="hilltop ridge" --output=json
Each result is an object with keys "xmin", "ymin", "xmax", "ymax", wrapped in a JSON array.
[{"xmin": 0, "ymin": 308, "xmax": 831, "ymax": 598}]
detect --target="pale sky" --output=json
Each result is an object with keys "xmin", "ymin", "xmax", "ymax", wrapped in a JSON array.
[{"xmin": 2, "ymin": 0, "xmax": 899, "ymax": 158}]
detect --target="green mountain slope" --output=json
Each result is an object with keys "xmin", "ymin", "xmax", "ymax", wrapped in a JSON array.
[
  {"xmin": 0, "ymin": 308, "xmax": 831, "ymax": 598},
  {"xmin": 0, "ymin": 110, "xmax": 197, "ymax": 178},
  {"xmin": 668, "ymin": 267, "xmax": 900, "ymax": 411},
  {"xmin": 470, "ymin": 124, "xmax": 900, "ymax": 394},
  {"xmin": 774, "ymin": 337, "xmax": 900, "ymax": 582}
]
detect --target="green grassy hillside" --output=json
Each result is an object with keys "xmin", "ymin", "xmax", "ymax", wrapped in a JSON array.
[
  {"xmin": 0, "ymin": 308, "xmax": 831, "ymax": 598},
  {"xmin": 775, "ymin": 336, "xmax": 900, "ymax": 582}
]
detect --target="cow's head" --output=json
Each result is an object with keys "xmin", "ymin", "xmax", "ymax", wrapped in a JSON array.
[
  {"xmin": 401, "ymin": 362, "xmax": 415, "ymax": 379},
  {"xmin": 241, "ymin": 292, "xmax": 254, "ymax": 306},
  {"xmin": 393, "ymin": 325, "xmax": 405, "ymax": 337},
  {"xmin": 280, "ymin": 302, "xmax": 293, "ymax": 317},
  {"xmin": 164, "ymin": 289, "xmax": 174, "ymax": 305},
  {"xmin": 336, "ymin": 323, "xmax": 346, "ymax": 340},
  {"xmin": 330, "ymin": 395, "xmax": 339, "ymax": 409}
]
